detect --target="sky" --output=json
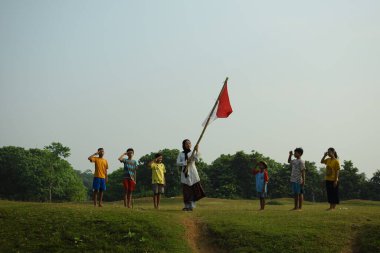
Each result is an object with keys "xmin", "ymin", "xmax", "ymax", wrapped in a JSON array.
[{"xmin": 0, "ymin": 0, "xmax": 379, "ymax": 177}]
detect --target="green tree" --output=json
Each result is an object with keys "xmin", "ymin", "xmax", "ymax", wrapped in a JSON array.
[
  {"xmin": 303, "ymin": 161, "xmax": 325, "ymax": 202},
  {"xmin": 268, "ymin": 164, "xmax": 291, "ymax": 199},
  {"xmin": 0, "ymin": 144, "xmax": 86, "ymax": 202},
  {"xmin": 104, "ymin": 167, "xmax": 124, "ymax": 201},
  {"xmin": 205, "ymin": 151, "xmax": 285, "ymax": 199},
  {"xmin": 339, "ymin": 160, "xmax": 366, "ymax": 200},
  {"xmin": 367, "ymin": 170, "xmax": 380, "ymax": 200},
  {"xmin": 0, "ymin": 146, "xmax": 45, "ymax": 200},
  {"xmin": 43, "ymin": 143, "xmax": 73, "ymax": 202},
  {"xmin": 205, "ymin": 154, "xmax": 238, "ymax": 198},
  {"xmin": 232, "ymin": 151, "xmax": 254, "ymax": 198},
  {"xmin": 44, "ymin": 142, "xmax": 70, "ymax": 158},
  {"xmin": 76, "ymin": 169, "xmax": 94, "ymax": 200}
]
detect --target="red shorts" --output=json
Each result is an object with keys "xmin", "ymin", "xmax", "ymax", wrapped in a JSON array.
[{"xmin": 123, "ymin": 179, "xmax": 136, "ymax": 191}]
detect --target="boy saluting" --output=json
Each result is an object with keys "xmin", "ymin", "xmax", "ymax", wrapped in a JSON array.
[
  {"xmin": 88, "ymin": 148, "xmax": 108, "ymax": 207},
  {"xmin": 148, "ymin": 153, "xmax": 166, "ymax": 209},
  {"xmin": 118, "ymin": 148, "xmax": 138, "ymax": 208}
]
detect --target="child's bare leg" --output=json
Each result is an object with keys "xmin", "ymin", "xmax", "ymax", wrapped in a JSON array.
[
  {"xmin": 157, "ymin": 194, "xmax": 161, "ymax": 209},
  {"xmin": 293, "ymin": 195, "xmax": 299, "ymax": 210},
  {"xmin": 93, "ymin": 191, "xmax": 98, "ymax": 207},
  {"xmin": 299, "ymin": 194, "xmax": 303, "ymax": 209},
  {"xmin": 123, "ymin": 191, "xmax": 127, "ymax": 207},
  {"xmin": 153, "ymin": 195, "xmax": 157, "ymax": 208},
  {"xmin": 127, "ymin": 191, "xmax": 132, "ymax": 208},
  {"xmin": 99, "ymin": 191, "xmax": 104, "ymax": 207},
  {"xmin": 262, "ymin": 198, "xmax": 265, "ymax": 210}
]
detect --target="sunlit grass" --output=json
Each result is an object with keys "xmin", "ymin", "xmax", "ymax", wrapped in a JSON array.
[
  {"xmin": 0, "ymin": 199, "xmax": 190, "ymax": 253},
  {"xmin": 196, "ymin": 198, "xmax": 380, "ymax": 253},
  {"xmin": 0, "ymin": 198, "xmax": 379, "ymax": 252}
]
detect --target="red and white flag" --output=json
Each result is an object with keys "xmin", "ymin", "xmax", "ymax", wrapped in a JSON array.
[{"xmin": 202, "ymin": 83, "xmax": 233, "ymax": 126}]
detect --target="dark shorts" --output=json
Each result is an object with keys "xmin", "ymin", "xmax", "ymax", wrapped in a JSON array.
[
  {"xmin": 326, "ymin": 180, "xmax": 339, "ymax": 204},
  {"xmin": 257, "ymin": 192, "xmax": 267, "ymax": 199},
  {"xmin": 93, "ymin": 177, "xmax": 106, "ymax": 191},
  {"xmin": 152, "ymin": 184, "xmax": 164, "ymax": 195},
  {"xmin": 291, "ymin": 182, "xmax": 304, "ymax": 195},
  {"xmin": 123, "ymin": 179, "xmax": 136, "ymax": 192}
]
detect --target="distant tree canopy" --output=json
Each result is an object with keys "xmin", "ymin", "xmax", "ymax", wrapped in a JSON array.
[
  {"xmin": 0, "ymin": 143, "xmax": 86, "ymax": 202},
  {"xmin": 1, "ymin": 144, "xmax": 379, "ymax": 202}
]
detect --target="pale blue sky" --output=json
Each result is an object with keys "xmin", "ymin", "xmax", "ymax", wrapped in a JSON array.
[{"xmin": 1, "ymin": 0, "xmax": 379, "ymax": 177}]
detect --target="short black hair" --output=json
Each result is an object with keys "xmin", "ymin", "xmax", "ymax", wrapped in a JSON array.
[
  {"xmin": 155, "ymin": 153, "xmax": 162, "ymax": 158},
  {"xmin": 294, "ymin": 147, "xmax": 303, "ymax": 155},
  {"xmin": 127, "ymin": 148, "xmax": 134, "ymax": 153},
  {"xmin": 98, "ymin": 148, "xmax": 104, "ymax": 151}
]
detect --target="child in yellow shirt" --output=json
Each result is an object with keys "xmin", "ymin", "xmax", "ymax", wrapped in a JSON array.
[
  {"xmin": 88, "ymin": 148, "xmax": 108, "ymax": 207},
  {"xmin": 321, "ymin": 147, "xmax": 340, "ymax": 210},
  {"xmin": 148, "ymin": 153, "xmax": 166, "ymax": 209}
]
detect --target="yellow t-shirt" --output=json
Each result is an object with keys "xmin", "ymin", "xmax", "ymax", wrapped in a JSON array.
[
  {"xmin": 90, "ymin": 157, "xmax": 108, "ymax": 179},
  {"xmin": 323, "ymin": 158, "xmax": 340, "ymax": 181},
  {"xmin": 150, "ymin": 162, "xmax": 166, "ymax": 184}
]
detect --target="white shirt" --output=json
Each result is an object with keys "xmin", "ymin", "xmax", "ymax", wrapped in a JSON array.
[{"xmin": 176, "ymin": 151, "xmax": 201, "ymax": 186}]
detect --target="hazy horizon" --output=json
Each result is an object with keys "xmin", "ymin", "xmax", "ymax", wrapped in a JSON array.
[{"xmin": 1, "ymin": 1, "xmax": 379, "ymax": 177}]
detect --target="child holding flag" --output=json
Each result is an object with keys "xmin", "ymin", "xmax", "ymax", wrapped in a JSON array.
[
  {"xmin": 177, "ymin": 139, "xmax": 206, "ymax": 211},
  {"xmin": 251, "ymin": 160, "xmax": 269, "ymax": 210},
  {"xmin": 118, "ymin": 148, "xmax": 138, "ymax": 208}
]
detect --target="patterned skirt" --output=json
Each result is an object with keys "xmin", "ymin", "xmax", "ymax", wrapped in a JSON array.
[{"xmin": 182, "ymin": 182, "xmax": 206, "ymax": 203}]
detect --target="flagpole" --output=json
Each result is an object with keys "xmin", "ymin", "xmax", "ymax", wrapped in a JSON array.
[{"xmin": 184, "ymin": 77, "xmax": 229, "ymax": 175}]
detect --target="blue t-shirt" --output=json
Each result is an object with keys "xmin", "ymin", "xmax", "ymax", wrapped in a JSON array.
[
  {"xmin": 255, "ymin": 171, "xmax": 267, "ymax": 193},
  {"xmin": 121, "ymin": 159, "xmax": 138, "ymax": 181}
]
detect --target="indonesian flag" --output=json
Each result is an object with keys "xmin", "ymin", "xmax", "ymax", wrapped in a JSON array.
[{"xmin": 202, "ymin": 83, "xmax": 233, "ymax": 126}]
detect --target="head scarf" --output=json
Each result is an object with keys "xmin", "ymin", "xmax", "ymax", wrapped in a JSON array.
[{"xmin": 182, "ymin": 139, "xmax": 191, "ymax": 160}]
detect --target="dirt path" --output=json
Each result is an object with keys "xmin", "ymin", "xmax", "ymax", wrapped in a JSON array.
[
  {"xmin": 182, "ymin": 215, "xmax": 221, "ymax": 253},
  {"xmin": 340, "ymin": 225, "xmax": 360, "ymax": 253}
]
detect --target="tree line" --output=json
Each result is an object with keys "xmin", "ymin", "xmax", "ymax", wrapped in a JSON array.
[
  {"xmin": 1, "ymin": 143, "xmax": 379, "ymax": 202},
  {"xmin": 0, "ymin": 143, "xmax": 86, "ymax": 201}
]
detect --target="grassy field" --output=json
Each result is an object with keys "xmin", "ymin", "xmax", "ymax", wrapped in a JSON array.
[{"xmin": 0, "ymin": 198, "xmax": 379, "ymax": 253}]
